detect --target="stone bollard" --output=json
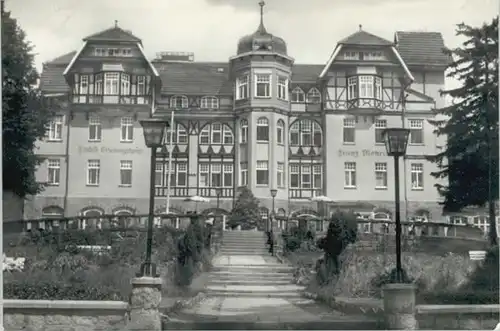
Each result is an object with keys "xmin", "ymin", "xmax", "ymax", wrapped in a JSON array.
[
  {"xmin": 382, "ymin": 283, "xmax": 417, "ymax": 330},
  {"xmin": 128, "ymin": 277, "xmax": 163, "ymax": 331}
]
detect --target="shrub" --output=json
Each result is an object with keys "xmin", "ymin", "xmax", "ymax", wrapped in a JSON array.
[{"xmin": 317, "ymin": 210, "xmax": 358, "ymax": 275}]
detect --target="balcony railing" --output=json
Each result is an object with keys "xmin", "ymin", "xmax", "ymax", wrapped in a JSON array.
[
  {"xmin": 154, "ymin": 186, "xmax": 234, "ymax": 198},
  {"xmin": 289, "ymin": 189, "xmax": 323, "ymax": 199}
]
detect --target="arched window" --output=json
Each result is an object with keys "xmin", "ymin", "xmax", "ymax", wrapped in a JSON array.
[
  {"xmin": 199, "ymin": 123, "xmax": 234, "ymax": 145},
  {"xmin": 289, "ymin": 119, "xmax": 322, "ymax": 146},
  {"xmin": 256, "ymin": 117, "xmax": 269, "ymax": 142},
  {"xmin": 372, "ymin": 212, "xmax": 391, "ymax": 221},
  {"xmin": 200, "ymin": 96, "xmax": 219, "ymax": 109},
  {"xmin": 164, "ymin": 123, "xmax": 188, "ymax": 144},
  {"xmin": 276, "ymin": 119, "xmax": 285, "ymax": 144},
  {"xmin": 114, "ymin": 209, "xmax": 134, "ymax": 228},
  {"xmin": 291, "ymin": 87, "xmax": 305, "ymax": 102},
  {"xmin": 306, "ymin": 88, "xmax": 321, "ymax": 104},
  {"xmin": 40, "ymin": 206, "xmax": 64, "ymax": 230},
  {"xmin": 170, "ymin": 95, "xmax": 189, "ymax": 109},
  {"xmin": 82, "ymin": 208, "xmax": 104, "ymax": 230},
  {"xmin": 240, "ymin": 119, "xmax": 248, "ymax": 143}
]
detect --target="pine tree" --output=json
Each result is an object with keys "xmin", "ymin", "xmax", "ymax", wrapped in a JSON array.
[
  {"xmin": 2, "ymin": 6, "xmax": 52, "ymax": 197},
  {"xmin": 229, "ymin": 187, "xmax": 261, "ymax": 229},
  {"xmin": 428, "ymin": 17, "xmax": 499, "ymax": 245}
]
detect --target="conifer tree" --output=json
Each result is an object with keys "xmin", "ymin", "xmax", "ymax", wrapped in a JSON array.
[
  {"xmin": 229, "ymin": 187, "xmax": 261, "ymax": 229},
  {"xmin": 429, "ymin": 17, "xmax": 499, "ymax": 245}
]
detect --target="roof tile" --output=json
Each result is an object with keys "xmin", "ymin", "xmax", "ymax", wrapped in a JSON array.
[
  {"xmin": 83, "ymin": 26, "xmax": 141, "ymax": 43},
  {"xmin": 339, "ymin": 30, "xmax": 393, "ymax": 46},
  {"xmin": 395, "ymin": 31, "xmax": 451, "ymax": 67}
]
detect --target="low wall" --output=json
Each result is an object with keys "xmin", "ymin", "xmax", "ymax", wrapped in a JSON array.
[
  {"xmin": 331, "ymin": 297, "xmax": 499, "ymax": 330},
  {"xmin": 4, "ymin": 299, "xmax": 129, "ymax": 331}
]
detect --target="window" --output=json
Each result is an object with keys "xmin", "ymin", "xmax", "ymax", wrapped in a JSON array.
[
  {"xmin": 411, "ymin": 163, "xmax": 424, "ymax": 190},
  {"xmin": 223, "ymin": 164, "xmax": 233, "ymax": 187},
  {"xmin": 155, "ymin": 163, "xmax": 163, "ymax": 187},
  {"xmin": 236, "ymin": 75, "xmax": 249, "ymax": 100},
  {"xmin": 449, "ymin": 215, "xmax": 468, "ymax": 225},
  {"xmin": 240, "ymin": 163, "xmax": 248, "ymax": 186},
  {"xmin": 344, "ymin": 51, "xmax": 359, "ymax": 60},
  {"xmin": 260, "ymin": 208, "xmax": 269, "ymax": 219},
  {"xmin": 47, "ymin": 159, "xmax": 60, "ymax": 185},
  {"xmin": 87, "ymin": 160, "xmax": 100, "ymax": 186},
  {"xmin": 289, "ymin": 120, "xmax": 322, "ymax": 146},
  {"xmin": 301, "ymin": 165, "xmax": 311, "ymax": 188},
  {"xmin": 177, "ymin": 162, "xmax": 187, "ymax": 186},
  {"xmin": 375, "ymin": 162, "xmax": 387, "ymax": 189},
  {"xmin": 313, "ymin": 165, "xmax": 322, "ymax": 189},
  {"xmin": 409, "ymin": 120, "xmax": 424, "ymax": 144},
  {"xmin": 375, "ymin": 77, "xmax": 382, "ymax": 99},
  {"xmin": 120, "ymin": 117, "xmax": 134, "ymax": 142},
  {"xmin": 165, "ymin": 124, "xmax": 188, "ymax": 144},
  {"xmin": 290, "ymin": 164, "xmax": 299, "ymax": 188},
  {"xmin": 94, "ymin": 47, "xmax": 132, "ymax": 57},
  {"xmin": 120, "ymin": 74, "xmax": 130, "ymax": 95},
  {"xmin": 47, "ymin": 115, "xmax": 63, "ymax": 141},
  {"xmin": 201, "ymin": 96, "xmax": 219, "ymax": 109},
  {"xmin": 255, "ymin": 74, "xmax": 271, "ymax": 98},
  {"xmin": 170, "ymin": 95, "xmax": 188, "ymax": 109},
  {"xmin": 306, "ymin": 88, "xmax": 321, "ymax": 104},
  {"xmin": 95, "ymin": 74, "xmax": 103, "ymax": 95},
  {"xmin": 199, "ymin": 164, "xmax": 209, "ymax": 187},
  {"xmin": 374, "ymin": 119, "xmax": 386, "ymax": 144},
  {"xmin": 343, "ymin": 118, "xmax": 356, "ymax": 143},
  {"xmin": 291, "ymin": 87, "xmax": 305, "ymax": 102},
  {"xmin": 277, "ymin": 76, "xmax": 288, "ymax": 100},
  {"xmin": 256, "ymin": 117, "xmax": 269, "ymax": 142},
  {"xmin": 88, "ymin": 115, "xmax": 102, "ymax": 141},
  {"xmin": 344, "ymin": 162, "xmax": 356, "ymax": 188},
  {"xmin": 80, "ymin": 75, "xmax": 89, "ymax": 95},
  {"xmin": 199, "ymin": 123, "xmax": 233, "ymax": 145},
  {"xmin": 277, "ymin": 120, "xmax": 285, "ymax": 144},
  {"xmin": 211, "ymin": 164, "xmax": 222, "ymax": 187},
  {"xmin": 359, "ymin": 76, "xmax": 374, "ymax": 98},
  {"xmin": 104, "ymin": 73, "xmax": 119, "ymax": 95},
  {"xmin": 347, "ymin": 77, "xmax": 358, "ymax": 100},
  {"xmin": 364, "ymin": 51, "xmax": 383, "ymax": 60},
  {"xmin": 277, "ymin": 162, "xmax": 284, "ymax": 187},
  {"xmin": 256, "ymin": 161, "xmax": 269, "ymax": 185},
  {"xmin": 240, "ymin": 119, "xmax": 248, "ymax": 143},
  {"xmin": 120, "ymin": 160, "xmax": 132, "ymax": 186}
]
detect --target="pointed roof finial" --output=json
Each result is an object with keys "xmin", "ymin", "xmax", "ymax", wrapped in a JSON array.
[
  {"xmin": 114, "ymin": 20, "xmax": 118, "ymax": 28},
  {"xmin": 257, "ymin": 0, "xmax": 267, "ymax": 34},
  {"xmin": 359, "ymin": 24, "xmax": 362, "ymax": 31}
]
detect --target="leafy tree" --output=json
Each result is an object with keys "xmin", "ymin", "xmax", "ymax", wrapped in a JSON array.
[
  {"xmin": 229, "ymin": 187, "xmax": 261, "ymax": 230},
  {"xmin": 428, "ymin": 17, "xmax": 499, "ymax": 245},
  {"xmin": 317, "ymin": 210, "xmax": 358, "ymax": 275},
  {"xmin": 2, "ymin": 7, "xmax": 52, "ymax": 197}
]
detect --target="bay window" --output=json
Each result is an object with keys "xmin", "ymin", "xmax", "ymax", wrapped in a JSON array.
[
  {"xmin": 255, "ymin": 74, "xmax": 271, "ymax": 98},
  {"xmin": 72, "ymin": 72, "xmax": 150, "ymax": 104},
  {"xmin": 347, "ymin": 75, "xmax": 384, "ymax": 101},
  {"xmin": 236, "ymin": 75, "xmax": 249, "ymax": 100}
]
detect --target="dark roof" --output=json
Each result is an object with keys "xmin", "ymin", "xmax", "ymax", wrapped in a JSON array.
[
  {"xmin": 395, "ymin": 31, "xmax": 451, "ymax": 67},
  {"xmin": 153, "ymin": 61, "xmax": 232, "ymax": 95},
  {"xmin": 40, "ymin": 63, "xmax": 69, "ymax": 93},
  {"xmin": 45, "ymin": 51, "xmax": 76, "ymax": 65},
  {"xmin": 83, "ymin": 26, "xmax": 141, "ymax": 43},
  {"xmin": 339, "ymin": 30, "xmax": 393, "ymax": 46},
  {"xmin": 291, "ymin": 64, "xmax": 322, "ymax": 82},
  {"xmin": 237, "ymin": 21, "xmax": 287, "ymax": 56}
]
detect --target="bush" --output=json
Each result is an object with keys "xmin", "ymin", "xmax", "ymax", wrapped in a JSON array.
[
  {"xmin": 419, "ymin": 290, "xmax": 499, "ymax": 304},
  {"xmin": 317, "ymin": 210, "xmax": 358, "ymax": 275}
]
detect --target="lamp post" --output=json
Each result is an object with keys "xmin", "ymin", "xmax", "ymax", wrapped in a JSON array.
[
  {"xmin": 139, "ymin": 118, "xmax": 169, "ymax": 277},
  {"xmin": 382, "ymin": 128, "xmax": 410, "ymax": 283},
  {"xmin": 270, "ymin": 189, "xmax": 277, "ymax": 232}
]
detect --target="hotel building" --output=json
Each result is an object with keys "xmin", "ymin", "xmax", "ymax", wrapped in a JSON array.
[{"xmin": 26, "ymin": 7, "xmax": 494, "ymax": 233}]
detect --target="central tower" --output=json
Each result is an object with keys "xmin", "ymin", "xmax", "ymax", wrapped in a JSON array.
[{"xmin": 230, "ymin": 1, "xmax": 294, "ymax": 213}]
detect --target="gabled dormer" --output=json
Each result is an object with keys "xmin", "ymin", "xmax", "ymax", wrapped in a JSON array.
[
  {"xmin": 320, "ymin": 26, "xmax": 414, "ymax": 115},
  {"xmin": 63, "ymin": 22, "xmax": 159, "ymax": 106}
]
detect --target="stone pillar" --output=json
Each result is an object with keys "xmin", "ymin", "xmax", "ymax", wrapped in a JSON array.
[
  {"xmin": 128, "ymin": 277, "xmax": 162, "ymax": 331},
  {"xmin": 382, "ymin": 283, "xmax": 417, "ymax": 330}
]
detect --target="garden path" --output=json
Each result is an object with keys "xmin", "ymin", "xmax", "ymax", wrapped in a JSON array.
[{"xmin": 163, "ymin": 230, "xmax": 380, "ymax": 330}]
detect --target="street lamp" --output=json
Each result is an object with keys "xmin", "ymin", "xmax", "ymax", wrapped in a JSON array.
[
  {"xmin": 382, "ymin": 128, "xmax": 410, "ymax": 283},
  {"xmin": 139, "ymin": 118, "xmax": 169, "ymax": 277},
  {"xmin": 270, "ymin": 189, "xmax": 277, "ymax": 231}
]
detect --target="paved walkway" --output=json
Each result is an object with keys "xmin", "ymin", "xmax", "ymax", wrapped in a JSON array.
[{"xmin": 163, "ymin": 231, "xmax": 380, "ymax": 329}]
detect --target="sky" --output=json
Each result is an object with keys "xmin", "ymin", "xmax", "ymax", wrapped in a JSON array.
[{"xmin": 7, "ymin": 0, "xmax": 499, "ymax": 90}]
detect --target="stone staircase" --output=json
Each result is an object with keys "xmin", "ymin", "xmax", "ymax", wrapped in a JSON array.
[{"xmin": 205, "ymin": 230, "xmax": 305, "ymax": 298}]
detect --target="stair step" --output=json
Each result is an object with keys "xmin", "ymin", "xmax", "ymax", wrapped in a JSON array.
[
  {"xmin": 207, "ymin": 279, "xmax": 293, "ymax": 286},
  {"xmin": 209, "ymin": 271, "xmax": 293, "ymax": 279},
  {"xmin": 207, "ymin": 284, "xmax": 304, "ymax": 292},
  {"xmin": 204, "ymin": 290, "xmax": 303, "ymax": 298},
  {"xmin": 213, "ymin": 265, "xmax": 293, "ymax": 271}
]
